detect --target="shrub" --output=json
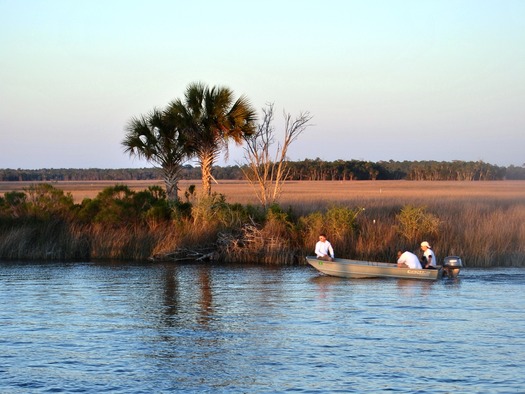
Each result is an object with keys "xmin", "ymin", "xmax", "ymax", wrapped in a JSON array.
[
  {"xmin": 24, "ymin": 184, "xmax": 75, "ymax": 220},
  {"xmin": 299, "ymin": 206, "xmax": 362, "ymax": 257},
  {"xmin": 396, "ymin": 205, "xmax": 440, "ymax": 244},
  {"xmin": 0, "ymin": 191, "xmax": 27, "ymax": 219},
  {"xmin": 190, "ymin": 192, "xmax": 254, "ymax": 228}
]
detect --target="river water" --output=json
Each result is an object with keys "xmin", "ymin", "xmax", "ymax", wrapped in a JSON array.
[{"xmin": 1, "ymin": 261, "xmax": 524, "ymax": 393}]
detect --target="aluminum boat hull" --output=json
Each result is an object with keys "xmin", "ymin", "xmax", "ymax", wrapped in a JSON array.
[{"xmin": 306, "ymin": 256, "xmax": 443, "ymax": 280}]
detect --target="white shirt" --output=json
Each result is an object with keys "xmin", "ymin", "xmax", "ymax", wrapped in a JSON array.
[
  {"xmin": 315, "ymin": 240, "xmax": 334, "ymax": 259},
  {"xmin": 423, "ymin": 248, "xmax": 437, "ymax": 267},
  {"xmin": 397, "ymin": 251, "xmax": 422, "ymax": 269}
]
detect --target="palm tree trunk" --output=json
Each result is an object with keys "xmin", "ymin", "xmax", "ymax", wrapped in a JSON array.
[
  {"xmin": 199, "ymin": 151, "xmax": 215, "ymax": 196},
  {"xmin": 163, "ymin": 165, "xmax": 180, "ymax": 202}
]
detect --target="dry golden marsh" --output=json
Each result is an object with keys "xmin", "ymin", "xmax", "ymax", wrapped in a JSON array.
[{"xmin": 1, "ymin": 179, "xmax": 524, "ymax": 206}]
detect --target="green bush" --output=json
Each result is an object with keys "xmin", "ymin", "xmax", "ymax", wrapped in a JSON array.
[
  {"xmin": 396, "ymin": 205, "xmax": 440, "ymax": 243},
  {"xmin": 0, "ymin": 191, "xmax": 27, "ymax": 220},
  {"xmin": 263, "ymin": 204, "xmax": 296, "ymax": 239},
  {"xmin": 1, "ymin": 184, "xmax": 75, "ymax": 222},
  {"xmin": 299, "ymin": 206, "xmax": 362, "ymax": 257},
  {"xmin": 190, "ymin": 192, "xmax": 256, "ymax": 228}
]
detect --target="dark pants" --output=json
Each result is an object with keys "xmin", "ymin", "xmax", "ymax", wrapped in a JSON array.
[{"xmin": 317, "ymin": 255, "xmax": 333, "ymax": 261}]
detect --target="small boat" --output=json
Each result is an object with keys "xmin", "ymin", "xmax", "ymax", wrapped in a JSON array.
[{"xmin": 306, "ymin": 256, "xmax": 463, "ymax": 281}]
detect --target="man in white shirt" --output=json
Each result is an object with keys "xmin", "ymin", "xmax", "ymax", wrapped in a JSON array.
[
  {"xmin": 397, "ymin": 250, "xmax": 422, "ymax": 269},
  {"xmin": 420, "ymin": 241, "xmax": 437, "ymax": 268},
  {"xmin": 315, "ymin": 233, "xmax": 334, "ymax": 261}
]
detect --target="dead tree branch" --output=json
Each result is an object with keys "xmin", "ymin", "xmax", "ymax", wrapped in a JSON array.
[{"xmin": 242, "ymin": 103, "xmax": 313, "ymax": 208}]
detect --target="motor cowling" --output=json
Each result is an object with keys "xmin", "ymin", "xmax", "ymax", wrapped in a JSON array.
[{"xmin": 443, "ymin": 256, "xmax": 463, "ymax": 278}]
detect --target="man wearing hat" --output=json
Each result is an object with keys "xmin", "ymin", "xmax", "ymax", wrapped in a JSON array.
[{"xmin": 420, "ymin": 241, "xmax": 436, "ymax": 269}]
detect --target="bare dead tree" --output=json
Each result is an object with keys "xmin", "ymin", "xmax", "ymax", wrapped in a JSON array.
[{"xmin": 242, "ymin": 103, "xmax": 313, "ymax": 207}]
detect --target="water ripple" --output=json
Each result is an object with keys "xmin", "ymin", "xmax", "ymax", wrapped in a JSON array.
[{"xmin": 0, "ymin": 262, "xmax": 524, "ymax": 392}]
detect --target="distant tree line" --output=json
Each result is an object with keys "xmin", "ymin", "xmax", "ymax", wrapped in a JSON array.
[
  {"xmin": 1, "ymin": 160, "xmax": 524, "ymax": 182},
  {"xmin": 285, "ymin": 159, "xmax": 516, "ymax": 181},
  {"xmin": 0, "ymin": 165, "xmax": 241, "ymax": 182}
]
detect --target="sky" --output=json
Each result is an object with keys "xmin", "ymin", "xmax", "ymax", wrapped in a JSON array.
[{"xmin": 1, "ymin": 0, "xmax": 524, "ymax": 169}]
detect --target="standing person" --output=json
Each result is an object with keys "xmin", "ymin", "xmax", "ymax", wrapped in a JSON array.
[
  {"xmin": 315, "ymin": 233, "xmax": 335, "ymax": 261},
  {"xmin": 420, "ymin": 241, "xmax": 437, "ymax": 269},
  {"xmin": 397, "ymin": 250, "xmax": 422, "ymax": 269}
]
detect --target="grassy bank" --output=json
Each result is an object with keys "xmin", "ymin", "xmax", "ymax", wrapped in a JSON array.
[{"xmin": 1, "ymin": 181, "xmax": 524, "ymax": 267}]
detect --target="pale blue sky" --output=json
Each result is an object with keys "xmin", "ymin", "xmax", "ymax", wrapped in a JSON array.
[{"xmin": 1, "ymin": 0, "xmax": 524, "ymax": 169}]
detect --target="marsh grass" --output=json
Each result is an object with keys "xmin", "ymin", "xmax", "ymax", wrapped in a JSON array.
[
  {"xmin": 1, "ymin": 180, "xmax": 524, "ymax": 266},
  {"xmin": 255, "ymin": 181, "xmax": 525, "ymax": 267},
  {"xmin": 0, "ymin": 220, "xmax": 88, "ymax": 260}
]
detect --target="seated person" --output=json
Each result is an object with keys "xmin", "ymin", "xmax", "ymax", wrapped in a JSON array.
[
  {"xmin": 315, "ymin": 233, "xmax": 334, "ymax": 261},
  {"xmin": 420, "ymin": 241, "xmax": 437, "ymax": 269},
  {"xmin": 397, "ymin": 250, "xmax": 422, "ymax": 269}
]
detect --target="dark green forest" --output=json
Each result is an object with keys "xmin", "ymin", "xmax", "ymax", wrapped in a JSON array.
[{"xmin": 1, "ymin": 159, "xmax": 524, "ymax": 182}]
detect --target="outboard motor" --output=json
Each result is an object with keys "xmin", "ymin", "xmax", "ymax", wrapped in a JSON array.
[{"xmin": 443, "ymin": 256, "xmax": 463, "ymax": 278}]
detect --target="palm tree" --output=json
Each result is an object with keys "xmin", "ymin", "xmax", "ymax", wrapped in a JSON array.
[
  {"xmin": 122, "ymin": 108, "xmax": 191, "ymax": 201},
  {"xmin": 167, "ymin": 82, "xmax": 257, "ymax": 195}
]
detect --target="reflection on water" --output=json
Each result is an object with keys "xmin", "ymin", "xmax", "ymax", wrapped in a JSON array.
[
  {"xmin": 161, "ymin": 265, "xmax": 179, "ymax": 326},
  {"xmin": 396, "ymin": 278, "xmax": 435, "ymax": 299},
  {"xmin": 310, "ymin": 275, "xmax": 342, "ymax": 299},
  {"xmin": 197, "ymin": 267, "xmax": 213, "ymax": 327},
  {"xmin": 0, "ymin": 262, "xmax": 524, "ymax": 393}
]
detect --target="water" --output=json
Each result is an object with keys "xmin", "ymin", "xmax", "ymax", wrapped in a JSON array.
[{"xmin": 1, "ymin": 261, "xmax": 524, "ymax": 393}]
